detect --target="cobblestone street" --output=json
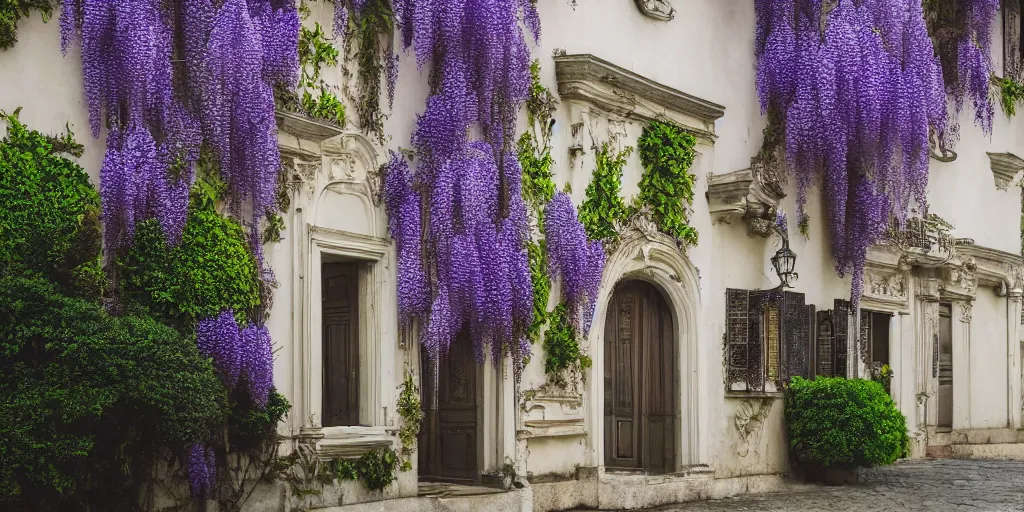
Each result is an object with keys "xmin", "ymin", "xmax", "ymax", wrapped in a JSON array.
[{"xmin": 658, "ymin": 459, "xmax": 1024, "ymax": 511}]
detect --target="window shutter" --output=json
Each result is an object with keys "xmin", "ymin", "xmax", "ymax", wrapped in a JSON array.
[
  {"xmin": 815, "ymin": 310, "xmax": 835, "ymax": 377},
  {"xmin": 746, "ymin": 290, "xmax": 769, "ymax": 391},
  {"xmin": 782, "ymin": 291, "xmax": 809, "ymax": 381},
  {"xmin": 1006, "ymin": 0, "xmax": 1022, "ymax": 78},
  {"xmin": 834, "ymin": 299, "xmax": 852, "ymax": 378},
  {"xmin": 725, "ymin": 288, "xmax": 750, "ymax": 389}
]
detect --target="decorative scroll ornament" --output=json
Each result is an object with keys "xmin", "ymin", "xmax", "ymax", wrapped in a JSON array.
[
  {"xmin": 734, "ymin": 398, "xmax": 773, "ymax": 457},
  {"xmin": 635, "ymin": 0, "xmax": 675, "ymax": 21},
  {"xmin": 960, "ymin": 301, "xmax": 973, "ymax": 323}
]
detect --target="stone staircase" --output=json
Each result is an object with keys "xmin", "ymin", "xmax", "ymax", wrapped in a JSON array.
[{"xmin": 926, "ymin": 428, "xmax": 1024, "ymax": 460}]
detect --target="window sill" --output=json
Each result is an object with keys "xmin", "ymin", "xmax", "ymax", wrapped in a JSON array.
[
  {"xmin": 318, "ymin": 426, "xmax": 396, "ymax": 459},
  {"xmin": 725, "ymin": 391, "xmax": 783, "ymax": 400}
]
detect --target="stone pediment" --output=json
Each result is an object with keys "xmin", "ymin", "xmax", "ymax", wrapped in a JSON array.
[
  {"xmin": 706, "ymin": 167, "xmax": 786, "ymax": 231},
  {"xmin": 553, "ymin": 53, "xmax": 725, "ymax": 144}
]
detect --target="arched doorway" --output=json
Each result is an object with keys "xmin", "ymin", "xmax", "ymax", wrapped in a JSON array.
[{"xmin": 603, "ymin": 280, "xmax": 676, "ymax": 473}]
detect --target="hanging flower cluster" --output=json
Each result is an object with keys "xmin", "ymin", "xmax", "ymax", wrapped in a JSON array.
[
  {"xmin": 755, "ymin": 0, "xmax": 947, "ymax": 306},
  {"xmin": 60, "ymin": 0, "xmax": 294, "ymax": 409},
  {"xmin": 950, "ymin": 0, "xmax": 999, "ymax": 134},
  {"xmin": 60, "ymin": 0, "xmax": 298, "ymax": 247},
  {"xmin": 543, "ymin": 192, "xmax": 605, "ymax": 333},
  {"xmin": 187, "ymin": 442, "xmax": 217, "ymax": 497},
  {"xmin": 197, "ymin": 309, "xmax": 275, "ymax": 407},
  {"xmin": 381, "ymin": 0, "xmax": 539, "ymax": 375}
]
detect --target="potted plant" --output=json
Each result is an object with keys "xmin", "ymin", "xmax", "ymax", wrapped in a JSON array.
[{"xmin": 785, "ymin": 377, "xmax": 908, "ymax": 486}]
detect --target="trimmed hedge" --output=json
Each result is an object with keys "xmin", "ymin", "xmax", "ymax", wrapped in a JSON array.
[{"xmin": 785, "ymin": 376, "xmax": 908, "ymax": 469}]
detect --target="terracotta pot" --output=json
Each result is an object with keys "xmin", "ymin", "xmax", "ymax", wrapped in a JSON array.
[{"xmin": 822, "ymin": 466, "xmax": 858, "ymax": 486}]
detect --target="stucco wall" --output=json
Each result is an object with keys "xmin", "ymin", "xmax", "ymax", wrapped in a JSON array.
[{"xmin": 3, "ymin": 2, "xmax": 1024, "ymax": 507}]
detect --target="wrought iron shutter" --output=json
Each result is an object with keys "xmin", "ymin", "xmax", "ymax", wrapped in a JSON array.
[
  {"xmin": 782, "ymin": 291, "xmax": 809, "ymax": 380},
  {"xmin": 815, "ymin": 310, "xmax": 835, "ymax": 377},
  {"xmin": 725, "ymin": 288, "xmax": 751, "ymax": 388},
  {"xmin": 834, "ymin": 299, "xmax": 852, "ymax": 378}
]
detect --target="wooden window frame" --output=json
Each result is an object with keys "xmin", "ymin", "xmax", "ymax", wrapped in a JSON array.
[{"xmin": 305, "ymin": 226, "xmax": 393, "ymax": 442}]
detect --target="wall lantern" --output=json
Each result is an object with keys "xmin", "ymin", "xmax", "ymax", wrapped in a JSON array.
[{"xmin": 771, "ymin": 238, "xmax": 798, "ymax": 288}]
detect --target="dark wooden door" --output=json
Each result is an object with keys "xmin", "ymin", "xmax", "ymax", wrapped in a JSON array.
[
  {"xmin": 419, "ymin": 332, "xmax": 480, "ymax": 482},
  {"xmin": 322, "ymin": 262, "xmax": 360, "ymax": 427},
  {"xmin": 604, "ymin": 280, "xmax": 675, "ymax": 473}
]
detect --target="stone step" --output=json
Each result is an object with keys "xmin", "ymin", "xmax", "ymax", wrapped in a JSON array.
[
  {"xmin": 950, "ymin": 443, "xmax": 1024, "ymax": 461},
  {"xmin": 926, "ymin": 444, "xmax": 952, "ymax": 459}
]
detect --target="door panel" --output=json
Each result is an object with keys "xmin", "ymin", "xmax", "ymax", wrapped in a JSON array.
[
  {"xmin": 604, "ymin": 280, "xmax": 676, "ymax": 473},
  {"xmin": 322, "ymin": 262, "xmax": 360, "ymax": 427},
  {"xmin": 420, "ymin": 332, "xmax": 480, "ymax": 482}
]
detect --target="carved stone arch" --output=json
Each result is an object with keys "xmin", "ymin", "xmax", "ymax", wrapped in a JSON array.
[
  {"xmin": 584, "ymin": 224, "xmax": 703, "ymax": 470},
  {"xmin": 307, "ymin": 131, "xmax": 383, "ymax": 238}
]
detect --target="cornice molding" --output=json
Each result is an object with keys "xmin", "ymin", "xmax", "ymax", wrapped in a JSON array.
[{"xmin": 553, "ymin": 53, "xmax": 725, "ymax": 143}]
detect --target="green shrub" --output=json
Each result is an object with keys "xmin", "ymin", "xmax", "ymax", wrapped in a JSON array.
[
  {"xmin": 0, "ymin": 275, "xmax": 225, "ymax": 509},
  {"xmin": 0, "ymin": 110, "xmax": 101, "ymax": 298},
  {"xmin": 785, "ymin": 376, "xmax": 908, "ymax": 469},
  {"xmin": 635, "ymin": 121, "xmax": 698, "ymax": 247},
  {"xmin": 118, "ymin": 203, "xmax": 262, "ymax": 328}
]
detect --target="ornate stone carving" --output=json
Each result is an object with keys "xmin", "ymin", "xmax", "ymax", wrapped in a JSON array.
[
  {"xmin": 707, "ymin": 167, "xmax": 786, "ymax": 228},
  {"xmin": 959, "ymin": 301, "xmax": 973, "ymax": 323},
  {"xmin": 942, "ymin": 257, "xmax": 978, "ymax": 296},
  {"xmin": 554, "ymin": 54, "xmax": 725, "ymax": 143},
  {"xmin": 734, "ymin": 398, "xmax": 773, "ymax": 457},
  {"xmin": 866, "ymin": 272, "xmax": 907, "ymax": 299},
  {"xmin": 635, "ymin": 0, "xmax": 675, "ymax": 21},
  {"xmin": 987, "ymin": 152, "xmax": 1024, "ymax": 191}
]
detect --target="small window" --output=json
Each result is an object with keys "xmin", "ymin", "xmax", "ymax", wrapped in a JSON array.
[
  {"xmin": 724, "ymin": 289, "xmax": 810, "ymax": 392},
  {"xmin": 322, "ymin": 260, "xmax": 361, "ymax": 427}
]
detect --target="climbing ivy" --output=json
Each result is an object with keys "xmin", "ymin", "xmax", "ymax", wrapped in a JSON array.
[
  {"xmin": 320, "ymin": 447, "xmax": 400, "ymax": 491},
  {"xmin": 526, "ymin": 239, "xmax": 550, "ymax": 345},
  {"xmin": 542, "ymin": 303, "xmax": 592, "ymax": 387},
  {"xmin": 277, "ymin": 21, "xmax": 346, "ymax": 126},
  {"xmin": 579, "ymin": 143, "xmax": 632, "ymax": 242},
  {"xmin": 396, "ymin": 370, "xmax": 423, "ymax": 471},
  {"xmin": 635, "ymin": 121, "xmax": 699, "ymax": 247},
  {"xmin": 0, "ymin": 0, "xmax": 52, "ymax": 50},
  {"xmin": 519, "ymin": 59, "xmax": 557, "ymax": 223},
  {"xmin": 1000, "ymin": 76, "xmax": 1024, "ymax": 118},
  {"xmin": 346, "ymin": 0, "xmax": 394, "ymax": 144}
]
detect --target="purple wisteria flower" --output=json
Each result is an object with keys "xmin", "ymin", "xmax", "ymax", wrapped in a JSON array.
[
  {"xmin": 754, "ymin": 0, "xmax": 948, "ymax": 306},
  {"xmin": 240, "ymin": 324, "xmax": 274, "ymax": 409},
  {"xmin": 544, "ymin": 191, "xmax": 605, "ymax": 332},
  {"xmin": 196, "ymin": 310, "xmax": 242, "ymax": 386},
  {"xmin": 382, "ymin": 0, "xmax": 538, "ymax": 374},
  {"xmin": 188, "ymin": 442, "xmax": 209, "ymax": 497}
]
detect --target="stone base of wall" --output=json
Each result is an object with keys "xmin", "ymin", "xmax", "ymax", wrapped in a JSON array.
[
  {"xmin": 924, "ymin": 427, "xmax": 1024, "ymax": 461},
  {"xmin": 529, "ymin": 467, "xmax": 801, "ymax": 511}
]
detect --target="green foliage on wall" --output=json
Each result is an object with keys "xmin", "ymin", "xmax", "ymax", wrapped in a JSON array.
[
  {"xmin": 1000, "ymin": 76, "xmax": 1024, "ymax": 118},
  {"xmin": 0, "ymin": 0, "xmax": 52, "ymax": 50},
  {"xmin": 349, "ymin": 0, "xmax": 394, "ymax": 144},
  {"xmin": 579, "ymin": 143, "xmax": 632, "ymax": 242},
  {"xmin": 0, "ymin": 109, "xmax": 101, "ymax": 298},
  {"xmin": 526, "ymin": 239, "xmax": 551, "ymax": 345},
  {"xmin": 118, "ymin": 202, "xmax": 262, "ymax": 329},
  {"xmin": 319, "ymin": 447, "xmax": 400, "ymax": 492},
  {"xmin": 0, "ymin": 275, "xmax": 227, "ymax": 508},
  {"xmin": 785, "ymin": 377, "xmax": 908, "ymax": 470},
  {"xmin": 278, "ymin": 21, "xmax": 346, "ymax": 126},
  {"xmin": 396, "ymin": 370, "xmax": 423, "ymax": 470},
  {"xmin": 636, "ymin": 121, "xmax": 699, "ymax": 247},
  {"xmin": 542, "ymin": 304, "xmax": 592, "ymax": 386}
]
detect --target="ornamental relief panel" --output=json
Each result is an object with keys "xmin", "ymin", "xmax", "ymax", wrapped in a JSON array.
[
  {"xmin": 635, "ymin": 0, "xmax": 675, "ymax": 21},
  {"xmin": 734, "ymin": 398, "xmax": 773, "ymax": 457},
  {"xmin": 865, "ymin": 272, "xmax": 907, "ymax": 300}
]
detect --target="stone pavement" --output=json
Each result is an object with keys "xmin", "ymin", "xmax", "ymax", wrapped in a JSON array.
[{"xmin": 654, "ymin": 459, "xmax": 1024, "ymax": 511}]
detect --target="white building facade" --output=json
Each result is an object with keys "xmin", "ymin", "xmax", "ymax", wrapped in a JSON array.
[{"xmin": 4, "ymin": 1, "xmax": 1024, "ymax": 510}]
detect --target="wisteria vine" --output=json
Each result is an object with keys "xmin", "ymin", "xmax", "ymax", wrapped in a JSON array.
[
  {"xmin": 60, "ymin": 0, "xmax": 294, "ymax": 497},
  {"xmin": 544, "ymin": 192, "xmax": 605, "ymax": 334},
  {"xmin": 382, "ymin": 0, "xmax": 540, "ymax": 377},
  {"xmin": 755, "ymin": 0, "xmax": 950, "ymax": 306}
]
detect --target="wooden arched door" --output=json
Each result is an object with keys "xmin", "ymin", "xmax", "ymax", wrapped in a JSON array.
[{"xmin": 604, "ymin": 280, "xmax": 676, "ymax": 473}]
